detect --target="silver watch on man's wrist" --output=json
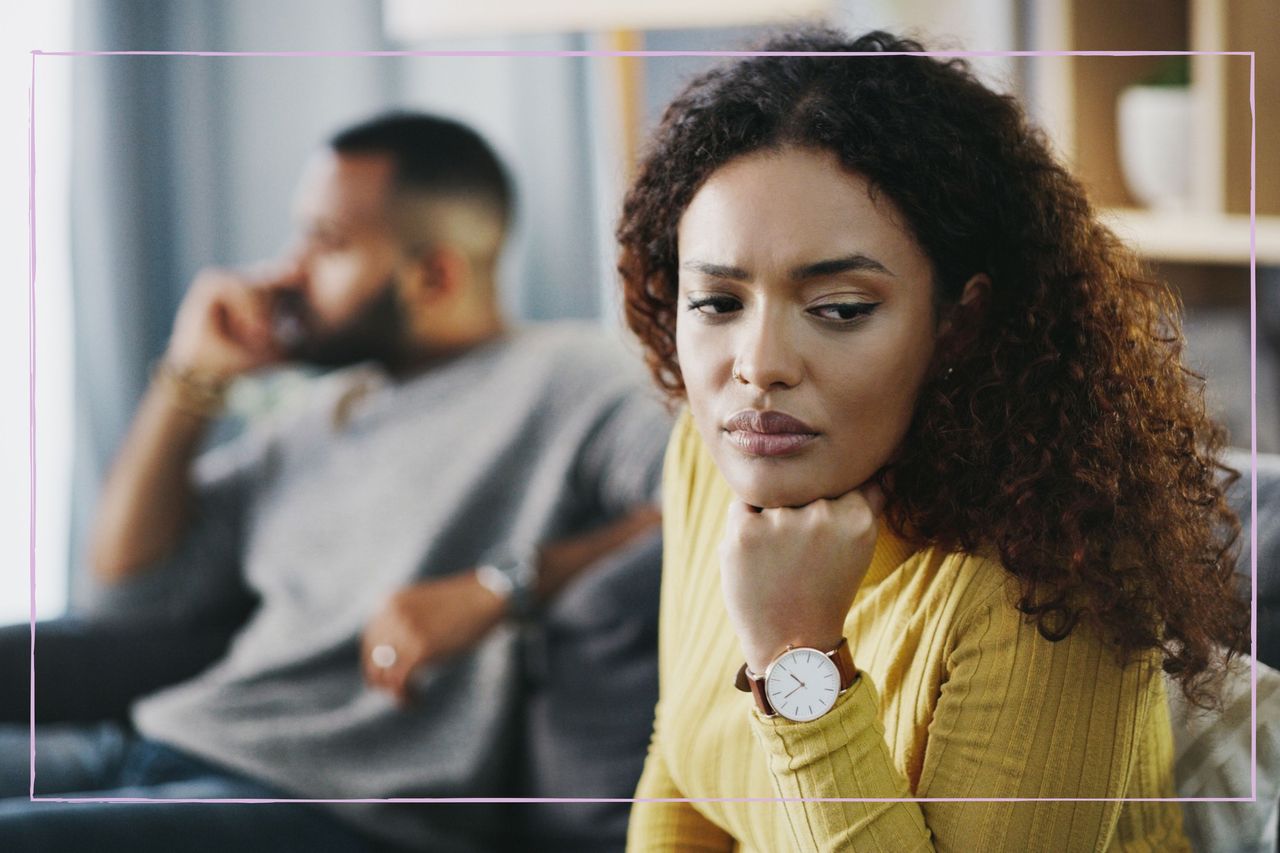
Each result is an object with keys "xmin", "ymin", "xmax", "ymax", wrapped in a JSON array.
[{"xmin": 475, "ymin": 544, "xmax": 539, "ymax": 619}]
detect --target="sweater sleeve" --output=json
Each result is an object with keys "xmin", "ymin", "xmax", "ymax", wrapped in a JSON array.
[
  {"xmin": 746, "ymin": 579, "xmax": 1172, "ymax": 853},
  {"xmin": 567, "ymin": 337, "xmax": 673, "ymax": 517}
]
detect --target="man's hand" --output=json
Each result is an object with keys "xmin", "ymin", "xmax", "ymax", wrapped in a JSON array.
[
  {"xmin": 719, "ymin": 484, "xmax": 885, "ymax": 674},
  {"xmin": 360, "ymin": 571, "xmax": 507, "ymax": 704},
  {"xmin": 165, "ymin": 261, "xmax": 304, "ymax": 380}
]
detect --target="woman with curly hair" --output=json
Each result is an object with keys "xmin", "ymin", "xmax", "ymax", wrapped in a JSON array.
[{"xmin": 619, "ymin": 28, "xmax": 1247, "ymax": 852}]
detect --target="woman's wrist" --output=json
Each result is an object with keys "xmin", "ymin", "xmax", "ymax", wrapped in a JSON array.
[
  {"xmin": 742, "ymin": 627, "xmax": 848, "ymax": 675},
  {"xmin": 718, "ymin": 491, "xmax": 882, "ymax": 676}
]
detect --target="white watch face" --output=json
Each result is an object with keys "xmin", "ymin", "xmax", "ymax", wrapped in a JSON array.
[{"xmin": 764, "ymin": 647, "xmax": 841, "ymax": 722}]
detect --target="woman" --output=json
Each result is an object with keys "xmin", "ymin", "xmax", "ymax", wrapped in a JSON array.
[{"xmin": 618, "ymin": 29, "xmax": 1247, "ymax": 852}]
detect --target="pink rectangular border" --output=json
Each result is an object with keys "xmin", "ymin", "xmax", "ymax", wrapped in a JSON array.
[{"xmin": 25, "ymin": 47, "xmax": 1261, "ymax": 807}]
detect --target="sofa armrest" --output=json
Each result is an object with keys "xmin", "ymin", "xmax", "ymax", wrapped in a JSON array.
[
  {"xmin": 507, "ymin": 529, "xmax": 662, "ymax": 852},
  {"xmin": 0, "ymin": 615, "xmax": 246, "ymax": 725},
  {"xmin": 1221, "ymin": 448, "xmax": 1280, "ymax": 669}
]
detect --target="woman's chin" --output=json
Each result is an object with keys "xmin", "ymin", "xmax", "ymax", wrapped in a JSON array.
[
  {"xmin": 726, "ymin": 477, "xmax": 827, "ymax": 510},
  {"xmin": 722, "ymin": 463, "xmax": 874, "ymax": 509}
]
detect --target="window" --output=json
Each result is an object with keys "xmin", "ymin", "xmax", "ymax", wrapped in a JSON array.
[{"xmin": 2, "ymin": 0, "xmax": 73, "ymax": 623}]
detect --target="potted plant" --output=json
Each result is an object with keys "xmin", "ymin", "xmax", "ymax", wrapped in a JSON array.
[{"xmin": 1117, "ymin": 57, "xmax": 1192, "ymax": 212}]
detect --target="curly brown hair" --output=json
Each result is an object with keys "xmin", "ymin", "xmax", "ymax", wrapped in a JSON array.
[{"xmin": 617, "ymin": 28, "xmax": 1248, "ymax": 707}]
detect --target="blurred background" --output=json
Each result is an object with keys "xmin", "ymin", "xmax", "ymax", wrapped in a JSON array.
[{"xmin": 6, "ymin": 0, "xmax": 1277, "ymax": 624}]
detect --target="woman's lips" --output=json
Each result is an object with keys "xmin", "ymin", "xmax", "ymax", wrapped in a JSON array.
[
  {"xmin": 725, "ymin": 429, "xmax": 818, "ymax": 457},
  {"xmin": 723, "ymin": 409, "xmax": 819, "ymax": 458}
]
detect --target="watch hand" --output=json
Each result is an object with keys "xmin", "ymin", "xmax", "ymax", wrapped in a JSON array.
[{"xmin": 784, "ymin": 684, "xmax": 803, "ymax": 698}]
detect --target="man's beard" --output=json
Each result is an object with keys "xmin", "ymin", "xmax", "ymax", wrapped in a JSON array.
[{"xmin": 277, "ymin": 278, "xmax": 408, "ymax": 370}]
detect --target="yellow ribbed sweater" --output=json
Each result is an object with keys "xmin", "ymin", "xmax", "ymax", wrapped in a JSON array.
[{"xmin": 627, "ymin": 411, "xmax": 1188, "ymax": 852}]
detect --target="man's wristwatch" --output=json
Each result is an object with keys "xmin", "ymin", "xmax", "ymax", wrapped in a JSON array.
[
  {"xmin": 475, "ymin": 544, "xmax": 539, "ymax": 619},
  {"xmin": 734, "ymin": 638, "xmax": 858, "ymax": 722}
]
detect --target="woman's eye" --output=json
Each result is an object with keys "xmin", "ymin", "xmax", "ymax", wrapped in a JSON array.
[
  {"xmin": 810, "ymin": 302, "xmax": 880, "ymax": 322},
  {"xmin": 686, "ymin": 296, "xmax": 742, "ymax": 315}
]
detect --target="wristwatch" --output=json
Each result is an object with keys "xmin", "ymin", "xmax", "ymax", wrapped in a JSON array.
[
  {"xmin": 475, "ymin": 543, "xmax": 539, "ymax": 619},
  {"xmin": 734, "ymin": 638, "xmax": 857, "ymax": 722}
]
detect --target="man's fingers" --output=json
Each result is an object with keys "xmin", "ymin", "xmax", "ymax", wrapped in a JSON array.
[
  {"xmin": 360, "ymin": 624, "xmax": 397, "ymax": 690},
  {"xmin": 381, "ymin": 654, "xmax": 424, "ymax": 706},
  {"xmin": 217, "ymin": 284, "xmax": 277, "ymax": 355},
  {"xmin": 240, "ymin": 255, "xmax": 307, "ymax": 290},
  {"xmin": 360, "ymin": 634, "xmax": 385, "ymax": 688},
  {"xmin": 362, "ymin": 632, "xmax": 429, "ymax": 703},
  {"xmin": 384, "ymin": 665, "xmax": 409, "ymax": 704},
  {"xmin": 365, "ymin": 650, "xmax": 404, "ymax": 696},
  {"xmin": 268, "ymin": 257, "xmax": 307, "ymax": 289}
]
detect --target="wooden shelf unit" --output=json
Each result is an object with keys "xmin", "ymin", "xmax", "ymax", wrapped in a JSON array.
[
  {"xmin": 1100, "ymin": 207, "xmax": 1280, "ymax": 266},
  {"xmin": 1029, "ymin": 0, "xmax": 1279, "ymax": 266}
]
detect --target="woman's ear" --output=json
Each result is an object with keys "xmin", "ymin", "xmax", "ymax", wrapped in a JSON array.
[
  {"xmin": 935, "ymin": 273, "xmax": 991, "ymax": 366},
  {"xmin": 958, "ymin": 273, "xmax": 991, "ymax": 310}
]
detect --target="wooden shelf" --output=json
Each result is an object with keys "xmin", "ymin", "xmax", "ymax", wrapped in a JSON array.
[
  {"xmin": 1030, "ymin": 0, "xmax": 1278, "ymax": 267},
  {"xmin": 1100, "ymin": 208, "xmax": 1280, "ymax": 266}
]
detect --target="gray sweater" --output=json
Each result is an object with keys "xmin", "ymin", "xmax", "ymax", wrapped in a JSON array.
[{"xmin": 122, "ymin": 323, "xmax": 671, "ymax": 850}]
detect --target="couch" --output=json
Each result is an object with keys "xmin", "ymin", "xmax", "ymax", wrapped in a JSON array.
[{"xmin": 4, "ymin": 448, "xmax": 1277, "ymax": 851}]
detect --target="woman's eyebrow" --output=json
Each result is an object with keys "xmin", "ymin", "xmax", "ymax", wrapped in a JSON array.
[
  {"xmin": 678, "ymin": 254, "xmax": 894, "ymax": 281},
  {"xmin": 679, "ymin": 260, "xmax": 750, "ymax": 280},
  {"xmin": 792, "ymin": 254, "xmax": 895, "ymax": 280}
]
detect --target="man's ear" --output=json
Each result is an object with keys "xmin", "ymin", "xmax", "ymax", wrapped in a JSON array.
[{"xmin": 401, "ymin": 245, "xmax": 470, "ymax": 307}]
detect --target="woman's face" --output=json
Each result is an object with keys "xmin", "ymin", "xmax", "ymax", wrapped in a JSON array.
[{"xmin": 675, "ymin": 146, "xmax": 940, "ymax": 508}]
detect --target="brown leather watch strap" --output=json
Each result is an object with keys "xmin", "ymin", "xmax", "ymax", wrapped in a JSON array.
[
  {"xmin": 734, "ymin": 638, "xmax": 857, "ymax": 717},
  {"xmin": 830, "ymin": 637, "xmax": 857, "ymax": 690},
  {"xmin": 734, "ymin": 662, "xmax": 776, "ymax": 716}
]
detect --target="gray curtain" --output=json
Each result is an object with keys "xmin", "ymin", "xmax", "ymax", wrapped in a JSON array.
[{"xmin": 67, "ymin": 1, "xmax": 603, "ymax": 608}]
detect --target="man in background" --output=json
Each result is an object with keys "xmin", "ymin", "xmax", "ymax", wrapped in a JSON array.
[{"xmin": 0, "ymin": 112, "xmax": 668, "ymax": 851}]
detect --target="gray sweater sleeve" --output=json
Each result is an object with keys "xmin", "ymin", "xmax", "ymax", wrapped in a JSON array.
[{"xmin": 573, "ymin": 385, "xmax": 672, "ymax": 517}]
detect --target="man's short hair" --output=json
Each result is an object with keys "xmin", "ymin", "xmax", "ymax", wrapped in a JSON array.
[{"xmin": 329, "ymin": 111, "xmax": 512, "ymax": 227}]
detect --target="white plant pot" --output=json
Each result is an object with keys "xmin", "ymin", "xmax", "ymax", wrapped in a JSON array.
[{"xmin": 1117, "ymin": 85, "xmax": 1192, "ymax": 212}]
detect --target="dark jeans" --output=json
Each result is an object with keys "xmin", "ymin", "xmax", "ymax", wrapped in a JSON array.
[{"xmin": 0, "ymin": 722, "xmax": 379, "ymax": 852}]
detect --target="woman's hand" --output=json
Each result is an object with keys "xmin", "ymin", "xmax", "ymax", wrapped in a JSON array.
[{"xmin": 719, "ymin": 484, "xmax": 884, "ymax": 674}]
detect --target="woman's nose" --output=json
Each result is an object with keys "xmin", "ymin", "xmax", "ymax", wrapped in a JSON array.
[{"xmin": 731, "ymin": 315, "xmax": 803, "ymax": 390}]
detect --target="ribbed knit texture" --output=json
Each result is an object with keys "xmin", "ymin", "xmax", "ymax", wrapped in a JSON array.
[{"xmin": 628, "ymin": 411, "xmax": 1189, "ymax": 852}]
